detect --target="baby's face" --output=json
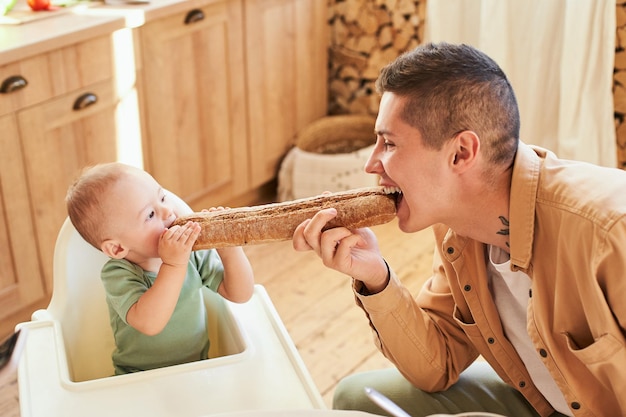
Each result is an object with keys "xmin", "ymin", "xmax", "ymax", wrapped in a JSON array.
[{"xmin": 104, "ymin": 170, "xmax": 178, "ymax": 263}]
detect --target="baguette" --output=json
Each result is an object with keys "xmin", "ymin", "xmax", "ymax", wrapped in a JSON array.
[{"xmin": 173, "ymin": 186, "xmax": 397, "ymax": 249}]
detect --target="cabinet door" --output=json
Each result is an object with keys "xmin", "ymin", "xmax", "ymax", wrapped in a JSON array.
[
  {"xmin": 245, "ymin": 0, "xmax": 329, "ymax": 188},
  {"xmin": 18, "ymin": 80, "xmax": 119, "ymax": 291},
  {"xmin": 139, "ymin": 0, "xmax": 248, "ymax": 208},
  {"xmin": 0, "ymin": 114, "xmax": 46, "ymax": 334}
]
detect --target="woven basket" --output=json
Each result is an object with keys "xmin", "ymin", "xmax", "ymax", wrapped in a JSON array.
[
  {"xmin": 277, "ymin": 114, "xmax": 378, "ymax": 201},
  {"xmin": 295, "ymin": 114, "xmax": 376, "ymax": 154}
]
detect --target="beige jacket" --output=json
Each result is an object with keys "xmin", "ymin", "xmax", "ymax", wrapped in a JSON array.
[{"xmin": 354, "ymin": 143, "xmax": 626, "ymax": 417}]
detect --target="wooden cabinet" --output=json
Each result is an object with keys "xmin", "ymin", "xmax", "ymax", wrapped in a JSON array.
[
  {"xmin": 245, "ymin": 0, "xmax": 329, "ymax": 188},
  {"xmin": 0, "ymin": 0, "xmax": 329, "ymax": 338},
  {"xmin": 0, "ymin": 114, "xmax": 45, "ymax": 338},
  {"xmin": 138, "ymin": 0, "xmax": 249, "ymax": 210},
  {"xmin": 0, "ymin": 34, "xmax": 134, "ymax": 337},
  {"xmin": 140, "ymin": 0, "xmax": 328, "ymax": 208}
]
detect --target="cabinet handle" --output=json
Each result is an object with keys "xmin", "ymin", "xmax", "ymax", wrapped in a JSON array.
[
  {"xmin": 184, "ymin": 9, "xmax": 204, "ymax": 24},
  {"xmin": 0, "ymin": 75, "xmax": 28, "ymax": 94},
  {"xmin": 73, "ymin": 93, "xmax": 98, "ymax": 111}
]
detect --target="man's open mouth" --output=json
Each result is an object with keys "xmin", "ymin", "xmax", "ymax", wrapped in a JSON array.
[{"xmin": 383, "ymin": 186, "xmax": 402, "ymax": 208}]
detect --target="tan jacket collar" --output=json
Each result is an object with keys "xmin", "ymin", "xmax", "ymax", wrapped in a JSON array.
[{"xmin": 509, "ymin": 142, "xmax": 547, "ymax": 271}]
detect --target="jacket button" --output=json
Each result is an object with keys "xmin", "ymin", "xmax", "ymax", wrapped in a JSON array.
[
  {"xmin": 464, "ymin": 284, "xmax": 471, "ymax": 291},
  {"xmin": 539, "ymin": 349, "xmax": 547, "ymax": 358},
  {"xmin": 571, "ymin": 402, "xmax": 580, "ymax": 410},
  {"xmin": 519, "ymin": 381, "xmax": 526, "ymax": 388},
  {"xmin": 447, "ymin": 247, "xmax": 455, "ymax": 254},
  {"xmin": 487, "ymin": 337, "xmax": 495, "ymax": 344}
]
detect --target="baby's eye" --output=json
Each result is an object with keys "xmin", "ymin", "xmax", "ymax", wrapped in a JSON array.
[
  {"xmin": 148, "ymin": 210, "xmax": 156, "ymax": 220},
  {"xmin": 161, "ymin": 194, "xmax": 166, "ymax": 203}
]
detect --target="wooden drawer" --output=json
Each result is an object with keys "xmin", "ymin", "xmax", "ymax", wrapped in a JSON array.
[{"xmin": 0, "ymin": 35, "xmax": 114, "ymax": 116}]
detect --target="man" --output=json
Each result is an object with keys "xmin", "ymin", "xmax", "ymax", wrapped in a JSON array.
[{"xmin": 293, "ymin": 42, "xmax": 626, "ymax": 417}]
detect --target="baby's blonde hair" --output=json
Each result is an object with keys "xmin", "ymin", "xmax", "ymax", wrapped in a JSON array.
[{"xmin": 66, "ymin": 162, "xmax": 134, "ymax": 250}]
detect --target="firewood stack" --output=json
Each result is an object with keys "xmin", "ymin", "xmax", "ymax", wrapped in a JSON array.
[
  {"xmin": 614, "ymin": 0, "xmax": 626, "ymax": 168},
  {"xmin": 327, "ymin": 0, "xmax": 625, "ymax": 169},
  {"xmin": 327, "ymin": 0, "xmax": 425, "ymax": 116}
]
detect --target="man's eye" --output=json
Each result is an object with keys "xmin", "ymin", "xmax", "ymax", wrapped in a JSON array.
[{"xmin": 383, "ymin": 140, "xmax": 395, "ymax": 149}]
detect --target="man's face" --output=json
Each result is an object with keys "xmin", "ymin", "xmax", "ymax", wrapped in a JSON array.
[{"xmin": 366, "ymin": 92, "xmax": 452, "ymax": 232}]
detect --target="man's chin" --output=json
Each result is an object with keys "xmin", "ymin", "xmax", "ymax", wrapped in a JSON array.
[
  {"xmin": 396, "ymin": 209, "xmax": 428, "ymax": 233},
  {"xmin": 396, "ymin": 215, "xmax": 412, "ymax": 233}
]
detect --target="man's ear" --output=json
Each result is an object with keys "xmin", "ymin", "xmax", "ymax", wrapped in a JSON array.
[
  {"xmin": 101, "ymin": 239, "xmax": 129, "ymax": 259},
  {"xmin": 450, "ymin": 130, "xmax": 480, "ymax": 171}
]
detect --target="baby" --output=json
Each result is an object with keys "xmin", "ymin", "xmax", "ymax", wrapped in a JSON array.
[{"xmin": 66, "ymin": 162, "xmax": 254, "ymax": 374}]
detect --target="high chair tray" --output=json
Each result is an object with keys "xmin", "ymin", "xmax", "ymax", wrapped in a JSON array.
[{"xmin": 17, "ymin": 286, "xmax": 325, "ymax": 417}]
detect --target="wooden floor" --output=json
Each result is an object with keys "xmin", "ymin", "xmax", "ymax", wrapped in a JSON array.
[
  {"xmin": 0, "ymin": 219, "xmax": 435, "ymax": 414},
  {"xmin": 247, "ymin": 219, "xmax": 435, "ymax": 406}
]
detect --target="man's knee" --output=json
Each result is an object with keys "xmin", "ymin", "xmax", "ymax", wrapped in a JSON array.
[
  {"xmin": 331, "ymin": 363, "xmax": 540, "ymax": 417},
  {"xmin": 333, "ymin": 372, "xmax": 372, "ymax": 410}
]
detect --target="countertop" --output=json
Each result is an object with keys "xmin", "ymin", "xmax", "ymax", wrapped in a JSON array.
[{"xmin": 0, "ymin": 0, "xmax": 228, "ymax": 65}]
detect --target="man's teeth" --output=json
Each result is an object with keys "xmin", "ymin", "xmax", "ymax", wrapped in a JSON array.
[{"xmin": 383, "ymin": 186, "xmax": 402, "ymax": 195}]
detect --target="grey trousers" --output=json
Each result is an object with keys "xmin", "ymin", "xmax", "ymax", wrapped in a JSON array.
[{"xmin": 333, "ymin": 361, "xmax": 568, "ymax": 417}]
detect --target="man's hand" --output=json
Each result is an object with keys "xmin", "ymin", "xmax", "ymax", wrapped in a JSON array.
[{"xmin": 293, "ymin": 208, "xmax": 389, "ymax": 293}]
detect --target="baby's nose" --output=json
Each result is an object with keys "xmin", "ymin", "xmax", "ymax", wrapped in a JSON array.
[{"xmin": 160, "ymin": 205, "xmax": 174, "ymax": 221}]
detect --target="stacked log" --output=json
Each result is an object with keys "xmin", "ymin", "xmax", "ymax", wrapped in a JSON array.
[
  {"xmin": 615, "ymin": 0, "xmax": 626, "ymax": 168},
  {"xmin": 327, "ymin": 0, "xmax": 626, "ymax": 169},
  {"xmin": 327, "ymin": 0, "xmax": 425, "ymax": 115}
]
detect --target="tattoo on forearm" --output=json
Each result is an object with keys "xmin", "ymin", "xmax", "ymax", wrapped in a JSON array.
[{"xmin": 497, "ymin": 216, "xmax": 510, "ymax": 247}]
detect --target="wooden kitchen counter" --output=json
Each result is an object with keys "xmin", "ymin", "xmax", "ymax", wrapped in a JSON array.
[
  {"xmin": 0, "ymin": 5, "xmax": 124, "ymax": 65},
  {"xmin": 0, "ymin": 0, "xmax": 232, "ymax": 65}
]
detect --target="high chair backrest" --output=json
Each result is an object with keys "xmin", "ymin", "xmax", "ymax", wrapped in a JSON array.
[
  {"xmin": 38, "ymin": 192, "xmax": 197, "ymax": 382},
  {"xmin": 38, "ymin": 190, "xmax": 247, "ymax": 384},
  {"xmin": 43, "ymin": 217, "xmax": 116, "ymax": 381}
]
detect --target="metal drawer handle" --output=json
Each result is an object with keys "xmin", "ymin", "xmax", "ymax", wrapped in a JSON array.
[
  {"xmin": 184, "ymin": 9, "xmax": 204, "ymax": 24},
  {"xmin": 0, "ymin": 75, "xmax": 28, "ymax": 94},
  {"xmin": 73, "ymin": 93, "xmax": 98, "ymax": 111}
]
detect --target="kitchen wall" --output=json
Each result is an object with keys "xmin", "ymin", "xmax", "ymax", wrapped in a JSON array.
[{"xmin": 327, "ymin": 0, "xmax": 626, "ymax": 169}]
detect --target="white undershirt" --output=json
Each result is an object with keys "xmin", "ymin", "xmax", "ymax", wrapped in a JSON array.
[{"xmin": 487, "ymin": 245, "xmax": 572, "ymax": 416}]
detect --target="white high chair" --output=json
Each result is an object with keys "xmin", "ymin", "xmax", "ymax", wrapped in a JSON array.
[{"xmin": 16, "ymin": 218, "xmax": 325, "ymax": 417}]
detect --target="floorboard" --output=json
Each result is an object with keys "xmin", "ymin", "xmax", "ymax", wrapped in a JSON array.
[{"xmin": 246, "ymin": 219, "xmax": 435, "ymax": 406}]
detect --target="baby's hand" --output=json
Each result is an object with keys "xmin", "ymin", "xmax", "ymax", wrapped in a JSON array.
[{"xmin": 159, "ymin": 221, "xmax": 201, "ymax": 267}]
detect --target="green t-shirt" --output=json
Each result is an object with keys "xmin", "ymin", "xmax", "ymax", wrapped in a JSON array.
[{"xmin": 101, "ymin": 250, "xmax": 224, "ymax": 374}]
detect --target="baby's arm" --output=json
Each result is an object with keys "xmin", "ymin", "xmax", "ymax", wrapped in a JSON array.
[
  {"xmin": 216, "ymin": 246, "xmax": 254, "ymax": 303},
  {"xmin": 126, "ymin": 221, "xmax": 201, "ymax": 335},
  {"xmin": 200, "ymin": 206, "xmax": 254, "ymax": 303}
]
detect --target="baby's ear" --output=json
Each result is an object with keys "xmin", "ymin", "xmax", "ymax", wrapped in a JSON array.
[{"xmin": 101, "ymin": 239, "xmax": 129, "ymax": 259}]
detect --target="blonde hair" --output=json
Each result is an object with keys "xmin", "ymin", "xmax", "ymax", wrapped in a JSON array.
[{"xmin": 66, "ymin": 162, "xmax": 133, "ymax": 249}]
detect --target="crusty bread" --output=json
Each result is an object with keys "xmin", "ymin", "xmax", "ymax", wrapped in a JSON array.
[{"xmin": 173, "ymin": 186, "xmax": 397, "ymax": 249}]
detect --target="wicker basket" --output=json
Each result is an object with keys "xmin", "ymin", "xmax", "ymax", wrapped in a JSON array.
[
  {"xmin": 295, "ymin": 114, "xmax": 377, "ymax": 154},
  {"xmin": 277, "ymin": 114, "xmax": 378, "ymax": 201}
]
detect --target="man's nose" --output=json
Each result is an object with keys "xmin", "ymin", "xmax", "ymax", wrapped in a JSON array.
[{"xmin": 364, "ymin": 148, "xmax": 381, "ymax": 174}]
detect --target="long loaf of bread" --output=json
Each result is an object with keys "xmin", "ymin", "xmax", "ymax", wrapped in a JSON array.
[{"xmin": 172, "ymin": 186, "xmax": 397, "ymax": 249}]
